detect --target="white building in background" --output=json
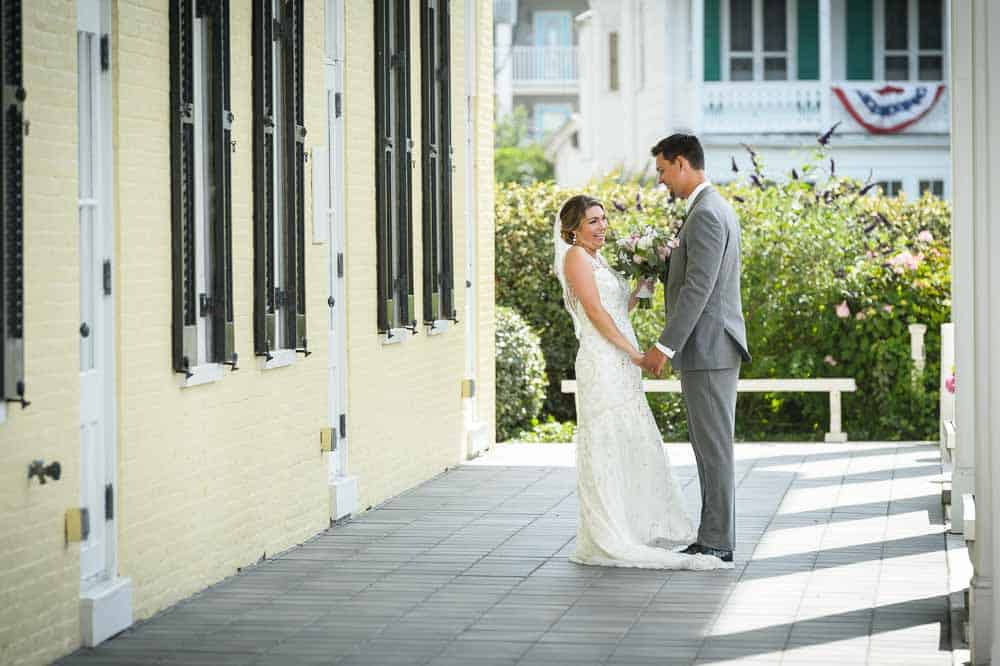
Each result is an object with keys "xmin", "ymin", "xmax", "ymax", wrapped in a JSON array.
[
  {"xmin": 494, "ymin": 0, "xmax": 590, "ymax": 140},
  {"xmin": 545, "ymin": 0, "xmax": 951, "ymax": 199}
]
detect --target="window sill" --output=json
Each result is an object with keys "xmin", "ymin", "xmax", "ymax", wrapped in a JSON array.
[
  {"xmin": 181, "ymin": 363, "xmax": 224, "ymax": 388},
  {"xmin": 261, "ymin": 348, "xmax": 297, "ymax": 370},
  {"xmin": 381, "ymin": 328, "xmax": 412, "ymax": 345},
  {"xmin": 427, "ymin": 320, "xmax": 453, "ymax": 336}
]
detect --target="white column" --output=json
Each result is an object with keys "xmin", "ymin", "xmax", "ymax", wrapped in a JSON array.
[
  {"xmin": 690, "ymin": 0, "xmax": 704, "ymax": 133},
  {"xmin": 949, "ymin": 0, "xmax": 975, "ymax": 540},
  {"xmin": 953, "ymin": 2, "xmax": 1000, "ymax": 663},
  {"xmin": 495, "ymin": 21, "xmax": 514, "ymax": 118},
  {"xmin": 819, "ymin": 0, "xmax": 832, "ymax": 129}
]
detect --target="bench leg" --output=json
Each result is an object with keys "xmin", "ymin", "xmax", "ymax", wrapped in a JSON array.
[{"xmin": 825, "ymin": 390, "xmax": 848, "ymax": 442}]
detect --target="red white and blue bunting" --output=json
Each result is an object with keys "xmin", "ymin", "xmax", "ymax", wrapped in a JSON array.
[{"xmin": 832, "ymin": 84, "xmax": 946, "ymax": 134}]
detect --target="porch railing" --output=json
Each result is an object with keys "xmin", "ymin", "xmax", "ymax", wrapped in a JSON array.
[
  {"xmin": 701, "ymin": 81, "xmax": 950, "ymax": 135},
  {"xmin": 512, "ymin": 46, "xmax": 577, "ymax": 86}
]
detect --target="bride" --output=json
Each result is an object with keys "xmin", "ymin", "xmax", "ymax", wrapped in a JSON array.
[{"xmin": 555, "ymin": 194, "xmax": 729, "ymax": 570}]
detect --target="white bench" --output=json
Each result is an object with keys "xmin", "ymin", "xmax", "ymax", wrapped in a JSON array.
[{"xmin": 561, "ymin": 377, "xmax": 857, "ymax": 442}]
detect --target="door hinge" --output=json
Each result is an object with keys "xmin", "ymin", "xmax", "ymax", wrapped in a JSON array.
[
  {"xmin": 100, "ymin": 35, "xmax": 110, "ymax": 71},
  {"xmin": 103, "ymin": 259, "xmax": 112, "ymax": 295},
  {"xmin": 199, "ymin": 293, "xmax": 213, "ymax": 317},
  {"xmin": 334, "ymin": 92, "xmax": 343, "ymax": 118},
  {"xmin": 337, "ymin": 252, "xmax": 344, "ymax": 277},
  {"xmin": 105, "ymin": 483, "xmax": 114, "ymax": 520},
  {"xmin": 339, "ymin": 414, "xmax": 346, "ymax": 438}
]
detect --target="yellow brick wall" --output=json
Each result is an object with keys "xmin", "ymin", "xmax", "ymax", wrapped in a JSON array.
[
  {"xmin": 0, "ymin": 3, "xmax": 81, "ymax": 665},
  {"xmin": 113, "ymin": 0, "xmax": 329, "ymax": 621},
  {"xmin": 343, "ymin": 0, "xmax": 495, "ymax": 512},
  {"xmin": 0, "ymin": 1, "xmax": 495, "ymax": 663}
]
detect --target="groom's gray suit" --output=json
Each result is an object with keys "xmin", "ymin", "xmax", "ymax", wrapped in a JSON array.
[{"xmin": 659, "ymin": 185, "xmax": 750, "ymax": 552}]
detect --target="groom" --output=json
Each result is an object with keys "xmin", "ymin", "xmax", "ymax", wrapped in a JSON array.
[{"xmin": 640, "ymin": 134, "xmax": 751, "ymax": 564}]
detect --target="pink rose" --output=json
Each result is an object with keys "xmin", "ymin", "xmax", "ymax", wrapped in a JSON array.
[
  {"xmin": 945, "ymin": 373, "xmax": 956, "ymax": 394},
  {"xmin": 918, "ymin": 230, "xmax": 933, "ymax": 243},
  {"xmin": 882, "ymin": 304, "xmax": 894, "ymax": 313},
  {"xmin": 835, "ymin": 301, "xmax": 850, "ymax": 318},
  {"xmin": 657, "ymin": 245, "xmax": 670, "ymax": 261},
  {"xmin": 824, "ymin": 355, "xmax": 838, "ymax": 366},
  {"xmin": 633, "ymin": 254, "xmax": 644, "ymax": 264},
  {"xmin": 855, "ymin": 311, "xmax": 866, "ymax": 320}
]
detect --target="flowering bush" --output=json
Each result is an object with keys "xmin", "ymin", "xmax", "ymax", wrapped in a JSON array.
[{"xmin": 495, "ymin": 150, "xmax": 951, "ymax": 441}]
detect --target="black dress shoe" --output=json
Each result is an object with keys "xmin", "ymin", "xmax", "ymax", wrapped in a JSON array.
[
  {"xmin": 680, "ymin": 543, "xmax": 704, "ymax": 555},
  {"xmin": 700, "ymin": 546, "xmax": 733, "ymax": 562}
]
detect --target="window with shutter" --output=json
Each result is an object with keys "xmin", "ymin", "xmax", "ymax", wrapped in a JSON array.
[
  {"xmin": 170, "ymin": 0, "xmax": 236, "ymax": 379},
  {"xmin": 376, "ymin": 0, "xmax": 415, "ymax": 337},
  {"xmin": 1, "ymin": 0, "xmax": 27, "ymax": 408},
  {"xmin": 253, "ymin": 0, "xmax": 308, "ymax": 359},
  {"xmin": 420, "ymin": 0, "xmax": 455, "ymax": 329},
  {"xmin": 722, "ymin": 0, "xmax": 796, "ymax": 81}
]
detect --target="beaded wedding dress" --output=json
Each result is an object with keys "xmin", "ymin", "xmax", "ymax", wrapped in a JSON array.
[{"xmin": 554, "ymin": 226, "xmax": 728, "ymax": 571}]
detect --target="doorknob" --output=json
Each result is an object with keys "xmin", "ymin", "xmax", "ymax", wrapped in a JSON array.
[{"xmin": 80, "ymin": 322, "xmax": 91, "ymax": 338}]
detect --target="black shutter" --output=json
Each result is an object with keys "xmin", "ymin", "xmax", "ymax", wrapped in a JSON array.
[
  {"xmin": 375, "ymin": 0, "xmax": 394, "ymax": 332},
  {"xmin": 252, "ymin": 0, "xmax": 276, "ymax": 355},
  {"xmin": 1, "ymin": 0, "xmax": 26, "ymax": 405},
  {"xmin": 284, "ymin": 0, "xmax": 307, "ymax": 352},
  {"xmin": 398, "ymin": 0, "xmax": 414, "ymax": 328},
  {"xmin": 208, "ymin": 0, "xmax": 235, "ymax": 366},
  {"xmin": 437, "ymin": 0, "xmax": 454, "ymax": 320},
  {"xmin": 169, "ymin": 0, "xmax": 197, "ymax": 375},
  {"xmin": 420, "ymin": 0, "xmax": 439, "ymax": 324}
]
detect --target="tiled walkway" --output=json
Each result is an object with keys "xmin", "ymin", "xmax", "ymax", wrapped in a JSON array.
[{"xmin": 59, "ymin": 442, "xmax": 960, "ymax": 665}]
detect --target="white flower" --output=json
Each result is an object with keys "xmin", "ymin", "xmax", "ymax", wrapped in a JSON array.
[{"xmin": 637, "ymin": 236, "xmax": 653, "ymax": 251}]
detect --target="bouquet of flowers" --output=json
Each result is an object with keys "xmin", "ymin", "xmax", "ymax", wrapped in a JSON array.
[{"xmin": 608, "ymin": 223, "xmax": 681, "ymax": 308}]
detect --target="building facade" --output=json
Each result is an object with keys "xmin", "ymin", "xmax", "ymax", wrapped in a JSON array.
[
  {"xmin": 547, "ymin": 0, "xmax": 950, "ymax": 199},
  {"xmin": 494, "ymin": 0, "xmax": 589, "ymax": 140},
  {"xmin": 0, "ymin": 1, "xmax": 495, "ymax": 663}
]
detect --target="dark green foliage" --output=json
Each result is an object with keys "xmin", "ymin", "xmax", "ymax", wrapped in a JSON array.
[{"xmin": 495, "ymin": 306, "xmax": 548, "ymax": 442}]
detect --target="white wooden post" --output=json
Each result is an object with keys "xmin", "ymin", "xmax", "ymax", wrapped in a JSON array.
[
  {"xmin": 824, "ymin": 390, "xmax": 847, "ymax": 443},
  {"xmin": 819, "ymin": 0, "xmax": 832, "ymax": 130},
  {"xmin": 909, "ymin": 324, "xmax": 927, "ymax": 374},
  {"xmin": 495, "ymin": 22, "xmax": 514, "ymax": 118},
  {"xmin": 940, "ymin": 322, "xmax": 955, "ymax": 463},
  {"xmin": 690, "ymin": 0, "xmax": 704, "ymax": 133}
]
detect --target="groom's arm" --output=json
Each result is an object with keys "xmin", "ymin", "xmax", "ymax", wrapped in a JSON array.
[{"xmin": 659, "ymin": 209, "xmax": 726, "ymax": 353}]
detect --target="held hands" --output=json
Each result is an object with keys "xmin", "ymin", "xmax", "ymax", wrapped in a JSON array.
[{"xmin": 638, "ymin": 345, "xmax": 668, "ymax": 377}]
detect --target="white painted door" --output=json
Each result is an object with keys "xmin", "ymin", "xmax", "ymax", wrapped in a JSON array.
[
  {"xmin": 325, "ymin": 0, "xmax": 348, "ymax": 473},
  {"xmin": 78, "ymin": 0, "xmax": 114, "ymax": 585}
]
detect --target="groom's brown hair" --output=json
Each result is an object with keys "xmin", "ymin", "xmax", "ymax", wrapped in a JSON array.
[{"xmin": 650, "ymin": 134, "xmax": 705, "ymax": 170}]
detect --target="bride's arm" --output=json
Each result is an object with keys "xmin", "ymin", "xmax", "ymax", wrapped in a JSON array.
[{"xmin": 565, "ymin": 248, "xmax": 643, "ymax": 363}]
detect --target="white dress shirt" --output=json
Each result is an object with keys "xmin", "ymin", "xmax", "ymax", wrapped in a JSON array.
[{"xmin": 654, "ymin": 180, "xmax": 711, "ymax": 359}]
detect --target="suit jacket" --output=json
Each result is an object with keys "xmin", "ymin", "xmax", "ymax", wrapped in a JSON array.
[{"xmin": 659, "ymin": 186, "xmax": 751, "ymax": 371}]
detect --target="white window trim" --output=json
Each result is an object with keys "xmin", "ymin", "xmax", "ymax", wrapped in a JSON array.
[
  {"xmin": 382, "ymin": 327, "xmax": 413, "ymax": 345},
  {"xmin": 427, "ymin": 319, "xmax": 453, "ymax": 336},
  {"xmin": 262, "ymin": 348, "xmax": 297, "ymax": 370},
  {"xmin": 720, "ymin": 0, "xmax": 797, "ymax": 81},
  {"xmin": 874, "ymin": 0, "xmax": 945, "ymax": 81},
  {"xmin": 181, "ymin": 362, "xmax": 224, "ymax": 388},
  {"xmin": 271, "ymin": 0, "xmax": 289, "ymax": 353}
]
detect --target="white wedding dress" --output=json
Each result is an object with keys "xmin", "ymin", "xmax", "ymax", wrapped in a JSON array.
[{"xmin": 558, "ymin": 246, "xmax": 729, "ymax": 571}]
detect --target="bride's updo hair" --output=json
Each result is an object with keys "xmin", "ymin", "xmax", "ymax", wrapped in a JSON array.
[{"xmin": 559, "ymin": 195, "xmax": 604, "ymax": 244}]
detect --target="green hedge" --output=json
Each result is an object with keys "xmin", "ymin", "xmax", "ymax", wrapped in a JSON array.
[
  {"xmin": 495, "ymin": 157, "xmax": 951, "ymax": 441},
  {"xmin": 495, "ymin": 306, "xmax": 548, "ymax": 441}
]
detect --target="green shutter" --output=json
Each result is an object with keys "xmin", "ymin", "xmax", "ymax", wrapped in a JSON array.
[
  {"xmin": 846, "ymin": 0, "xmax": 873, "ymax": 80},
  {"xmin": 797, "ymin": 0, "xmax": 819, "ymax": 80},
  {"xmin": 704, "ymin": 0, "xmax": 721, "ymax": 82}
]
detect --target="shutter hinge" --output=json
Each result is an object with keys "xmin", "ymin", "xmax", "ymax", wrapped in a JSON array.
[
  {"xmin": 334, "ymin": 92, "xmax": 343, "ymax": 118},
  {"xmin": 105, "ymin": 483, "xmax": 114, "ymax": 520},
  {"xmin": 103, "ymin": 259, "xmax": 112, "ymax": 295},
  {"xmin": 337, "ymin": 252, "xmax": 344, "ymax": 277},
  {"xmin": 100, "ymin": 35, "xmax": 110, "ymax": 71},
  {"xmin": 339, "ymin": 414, "xmax": 346, "ymax": 438}
]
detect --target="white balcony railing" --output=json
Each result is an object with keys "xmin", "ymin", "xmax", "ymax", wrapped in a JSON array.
[
  {"xmin": 701, "ymin": 81, "xmax": 950, "ymax": 135},
  {"xmin": 512, "ymin": 46, "xmax": 577, "ymax": 87}
]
